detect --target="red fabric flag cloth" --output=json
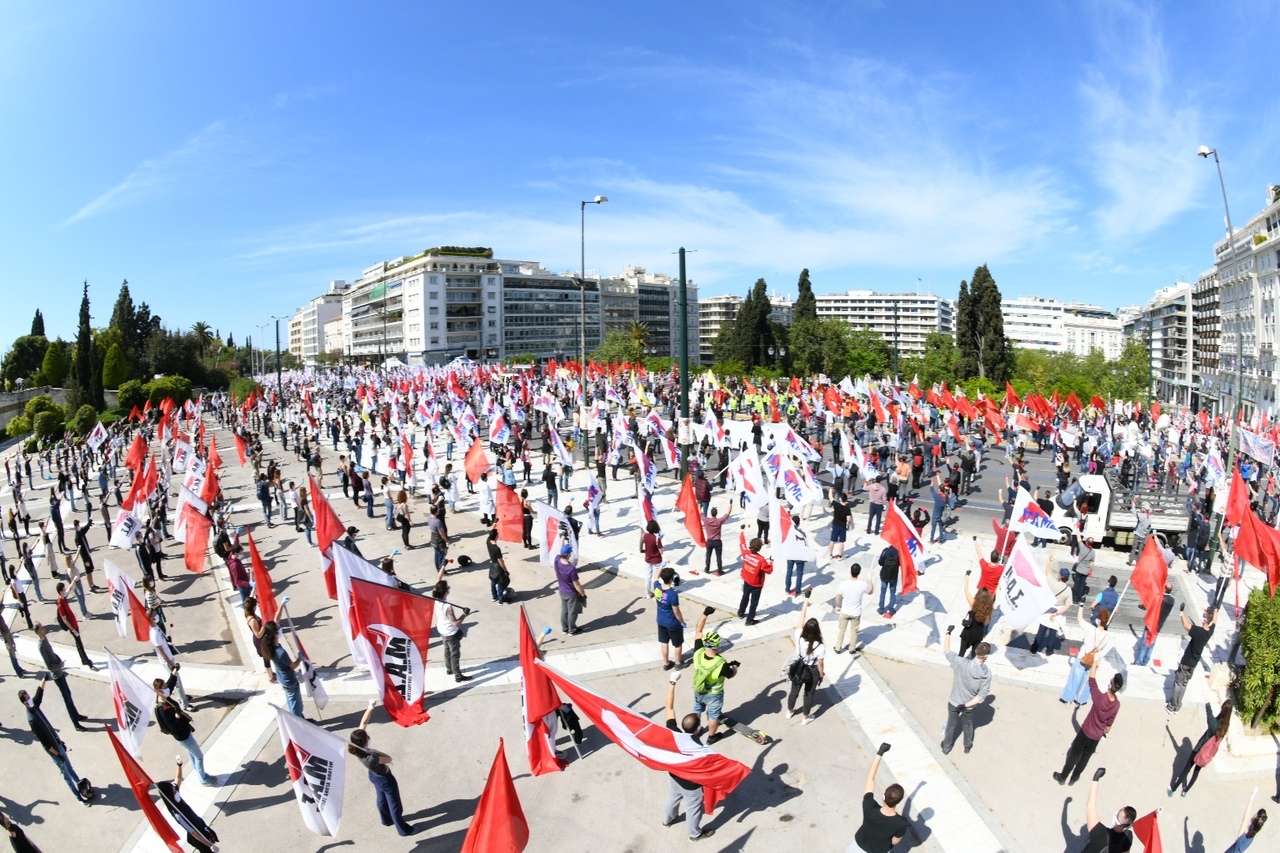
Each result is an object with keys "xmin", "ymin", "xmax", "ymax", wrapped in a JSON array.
[
  {"xmin": 495, "ymin": 482, "xmax": 525, "ymax": 544},
  {"xmin": 1014, "ymin": 412, "xmax": 1038, "ymax": 433},
  {"xmin": 246, "ymin": 530, "xmax": 278, "ymax": 624},
  {"xmin": 881, "ymin": 502, "xmax": 920, "ymax": 596},
  {"xmin": 462, "ymin": 739, "xmax": 529, "ymax": 853},
  {"xmin": 106, "ymin": 728, "xmax": 184, "ymax": 853},
  {"xmin": 127, "ymin": 404, "xmax": 142, "ymax": 422},
  {"xmin": 823, "ymin": 386, "xmax": 842, "ymax": 416},
  {"xmin": 349, "ymin": 578, "xmax": 435, "ymax": 726},
  {"xmin": 207, "ymin": 436, "xmax": 222, "ymax": 471},
  {"xmin": 768, "ymin": 394, "xmax": 781, "ymax": 424},
  {"xmin": 181, "ymin": 505, "xmax": 211, "ymax": 574},
  {"xmin": 199, "ymin": 465, "xmax": 220, "ymax": 506},
  {"xmin": 311, "ymin": 475, "xmax": 345, "ymax": 600},
  {"xmin": 1004, "ymin": 381, "xmax": 1021, "ymax": 409},
  {"xmin": 1131, "ymin": 537, "xmax": 1169, "ymax": 638},
  {"xmin": 1132, "ymin": 810, "xmax": 1163, "ymax": 853},
  {"xmin": 676, "ymin": 475, "xmax": 707, "ymax": 547},
  {"xmin": 534, "ymin": 660, "xmax": 751, "ymax": 810},
  {"xmin": 233, "ymin": 433, "xmax": 247, "ymax": 466},
  {"xmin": 1225, "ymin": 464, "xmax": 1251, "ymax": 528},
  {"xmin": 1233, "ymin": 507, "xmax": 1280, "ymax": 596},
  {"xmin": 517, "ymin": 607, "xmax": 567, "ymax": 775},
  {"xmin": 464, "ymin": 437, "xmax": 490, "ymax": 484},
  {"xmin": 1090, "ymin": 394, "xmax": 1107, "ymax": 410},
  {"xmin": 124, "ymin": 433, "xmax": 147, "ymax": 472},
  {"xmin": 1150, "ymin": 400, "xmax": 1162, "ymax": 422}
]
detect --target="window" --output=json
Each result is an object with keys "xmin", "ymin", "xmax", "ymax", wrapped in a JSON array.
[
  {"xmin": 429, "ymin": 306, "xmax": 439, "ymax": 315},
  {"xmin": 430, "ymin": 322, "xmax": 439, "ymax": 330},
  {"xmin": 429, "ymin": 291, "xmax": 439, "ymax": 300},
  {"xmin": 488, "ymin": 320, "xmax": 497, "ymax": 327},
  {"xmin": 486, "ymin": 291, "xmax": 496, "ymax": 300},
  {"xmin": 487, "ymin": 306, "xmax": 497, "ymax": 313},
  {"xmin": 430, "ymin": 337, "xmax": 440, "ymax": 345},
  {"xmin": 430, "ymin": 276, "xmax": 438, "ymax": 284}
]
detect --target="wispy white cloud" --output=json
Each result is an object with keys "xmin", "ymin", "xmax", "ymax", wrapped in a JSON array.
[
  {"xmin": 62, "ymin": 120, "xmax": 238, "ymax": 226},
  {"xmin": 1081, "ymin": 1, "xmax": 1205, "ymax": 240}
]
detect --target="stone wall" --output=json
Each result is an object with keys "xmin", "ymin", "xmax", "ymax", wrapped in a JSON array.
[{"xmin": 0, "ymin": 386, "xmax": 119, "ymax": 434}]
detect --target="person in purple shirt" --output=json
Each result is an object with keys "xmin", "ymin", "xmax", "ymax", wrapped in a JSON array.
[
  {"xmin": 225, "ymin": 545, "xmax": 252, "ymax": 607},
  {"xmin": 554, "ymin": 544, "xmax": 586, "ymax": 635},
  {"xmin": 1053, "ymin": 659, "xmax": 1122, "ymax": 786},
  {"xmin": 702, "ymin": 504, "xmax": 730, "ymax": 575}
]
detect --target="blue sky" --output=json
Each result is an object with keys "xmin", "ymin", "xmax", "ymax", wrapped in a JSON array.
[{"xmin": 2, "ymin": 1, "xmax": 1277, "ymax": 351}]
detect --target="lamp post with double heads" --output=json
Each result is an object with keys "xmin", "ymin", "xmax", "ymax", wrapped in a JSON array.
[
  {"xmin": 271, "ymin": 315, "xmax": 287, "ymax": 402},
  {"xmin": 580, "ymin": 195, "xmax": 608, "ymax": 463},
  {"xmin": 254, "ymin": 322, "xmax": 270, "ymax": 378},
  {"xmin": 1197, "ymin": 145, "xmax": 1245, "ymax": 601}
]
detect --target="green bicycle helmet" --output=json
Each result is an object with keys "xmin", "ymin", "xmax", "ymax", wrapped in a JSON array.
[{"xmin": 702, "ymin": 631, "xmax": 721, "ymax": 648}]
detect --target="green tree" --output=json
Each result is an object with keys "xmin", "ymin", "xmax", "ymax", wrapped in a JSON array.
[
  {"xmin": 1, "ymin": 335, "xmax": 49, "ymax": 385},
  {"xmin": 71, "ymin": 404, "xmax": 98, "ymax": 436},
  {"xmin": 73, "ymin": 281, "xmax": 104, "ymax": 410},
  {"xmin": 737, "ymin": 279, "xmax": 777, "ymax": 369},
  {"xmin": 30, "ymin": 309, "xmax": 44, "ymax": 337},
  {"xmin": 790, "ymin": 318, "xmax": 852, "ymax": 377},
  {"xmin": 914, "ymin": 332, "xmax": 959, "ymax": 387},
  {"xmin": 102, "ymin": 342, "xmax": 129, "ymax": 389},
  {"xmin": 954, "ymin": 265, "xmax": 1008, "ymax": 382},
  {"xmin": 33, "ymin": 410, "xmax": 63, "ymax": 440},
  {"xmin": 793, "ymin": 268, "xmax": 817, "ymax": 323},
  {"xmin": 1107, "ymin": 340, "xmax": 1151, "ymax": 400},
  {"xmin": 24, "ymin": 394, "xmax": 63, "ymax": 422},
  {"xmin": 5, "ymin": 415, "xmax": 31, "ymax": 439},
  {"xmin": 590, "ymin": 330, "xmax": 642, "ymax": 364},
  {"xmin": 627, "ymin": 321, "xmax": 650, "ymax": 358},
  {"xmin": 116, "ymin": 380, "xmax": 147, "ymax": 412},
  {"xmin": 191, "ymin": 321, "xmax": 215, "ymax": 359},
  {"xmin": 39, "ymin": 338, "xmax": 68, "ymax": 387},
  {"xmin": 846, "ymin": 326, "xmax": 892, "ymax": 378}
]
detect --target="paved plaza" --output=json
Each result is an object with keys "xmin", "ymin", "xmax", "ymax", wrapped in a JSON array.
[{"xmin": 1, "ymin": 414, "xmax": 1276, "ymax": 853}]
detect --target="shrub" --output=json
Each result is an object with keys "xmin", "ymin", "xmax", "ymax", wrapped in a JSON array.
[
  {"xmin": 23, "ymin": 394, "xmax": 62, "ymax": 422},
  {"xmin": 99, "ymin": 409, "xmax": 123, "ymax": 426},
  {"xmin": 5, "ymin": 414, "xmax": 31, "ymax": 439},
  {"xmin": 23, "ymin": 437, "xmax": 38, "ymax": 453},
  {"xmin": 143, "ymin": 375, "xmax": 193, "ymax": 406},
  {"xmin": 1238, "ymin": 586, "xmax": 1280, "ymax": 733},
  {"xmin": 116, "ymin": 380, "xmax": 147, "ymax": 412},
  {"xmin": 204, "ymin": 366, "xmax": 231, "ymax": 389},
  {"xmin": 71, "ymin": 404, "xmax": 98, "ymax": 436},
  {"xmin": 229, "ymin": 377, "xmax": 262, "ymax": 404},
  {"xmin": 33, "ymin": 410, "xmax": 63, "ymax": 440}
]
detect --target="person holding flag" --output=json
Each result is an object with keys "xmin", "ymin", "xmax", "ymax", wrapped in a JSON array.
[
  {"xmin": 348, "ymin": 700, "xmax": 420, "ymax": 836},
  {"xmin": 156, "ymin": 757, "xmax": 221, "ymax": 853},
  {"xmin": 153, "ymin": 674, "xmax": 217, "ymax": 785},
  {"xmin": 663, "ymin": 669, "xmax": 716, "ymax": 841}
]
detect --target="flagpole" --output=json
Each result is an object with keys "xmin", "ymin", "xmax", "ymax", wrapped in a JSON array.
[
  {"xmin": 1105, "ymin": 579, "xmax": 1132, "ymax": 628},
  {"xmin": 535, "ymin": 627, "xmax": 585, "ymax": 762},
  {"xmin": 278, "ymin": 599, "xmax": 324, "ymax": 720}
]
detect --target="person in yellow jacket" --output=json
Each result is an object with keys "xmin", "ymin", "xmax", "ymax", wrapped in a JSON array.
[{"xmin": 689, "ymin": 607, "xmax": 740, "ymax": 744}]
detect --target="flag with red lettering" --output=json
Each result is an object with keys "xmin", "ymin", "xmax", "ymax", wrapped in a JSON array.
[
  {"xmin": 462, "ymin": 739, "xmax": 529, "ymax": 853},
  {"xmin": 246, "ymin": 530, "xmax": 278, "ymax": 623},
  {"xmin": 517, "ymin": 607, "xmax": 567, "ymax": 775},
  {"xmin": 534, "ymin": 660, "xmax": 751, "ymax": 813},
  {"xmin": 107, "ymin": 650, "xmax": 155, "ymax": 756},
  {"xmin": 1131, "ymin": 537, "xmax": 1169, "ymax": 638},
  {"xmin": 349, "ymin": 577, "xmax": 435, "ymax": 726},
  {"xmin": 106, "ymin": 727, "xmax": 184, "ymax": 853},
  {"xmin": 275, "ymin": 706, "xmax": 347, "ymax": 836},
  {"xmin": 311, "ymin": 475, "xmax": 345, "ymax": 599},
  {"xmin": 676, "ymin": 475, "xmax": 706, "ymax": 547}
]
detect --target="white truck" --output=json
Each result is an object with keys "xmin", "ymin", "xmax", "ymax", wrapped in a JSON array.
[{"xmin": 1049, "ymin": 472, "xmax": 1191, "ymax": 549}]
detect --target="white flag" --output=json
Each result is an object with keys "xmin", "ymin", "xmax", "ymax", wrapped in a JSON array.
[
  {"xmin": 1008, "ymin": 487, "xmax": 1060, "ymax": 541},
  {"xmin": 331, "ymin": 544, "xmax": 398, "ymax": 669},
  {"xmin": 729, "ymin": 447, "xmax": 769, "ymax": 513},
  {"xmin": 86, "ymin": 421, "xmax": 108, "ymax": 452},
  {"xmin": 171, "ymin": 437, "xmax": 193, "ymax": 472},
  {"xmin": 103, "ymin": 559, "xmax": 139, "ymax": 639},
  {"xmin": 995, "ymin": 537, "xmax": 1058, "ymax": 631},
  {"xmin": 274, "ymin": 706, "xmax": 346, "ymax": 837},
  {"xmin": 106, "ymin": 650, "xmax": 155, "ymax": 757},
  {"xmin": 534, "ymin": 500, "xmax": 576, "ymax": 566}
]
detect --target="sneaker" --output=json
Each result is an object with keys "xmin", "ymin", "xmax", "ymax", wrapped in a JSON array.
[
  {"xmin": 692, "ymin": 829, "xmax": 716, "ymax": 841},
  {"xmin": 455, "ymin": 674, "xmax": 473, "ymax": 683},
  {"xmin": 1052, "ymin": 772, "xmax": 1066, "ymax": 785},
  {"xmin": 786, "ymin": 710, "xmax": 798, "ymax": 720},
  {"xmin": 745, "ymin": 619, "xmax": 759, "ymax": 626},
  {"xmin": 802, "ymin": 715, "xmax": 815, "ymax": 725},
  {"xmin": 835, "ymin": 647, "xmax": 847, "ymax": 654},
  {"xmin": 884, "ymin": 612, "xmax": 894, "ymax": 620},
  {"xmin": 663, "ymin": 662, "xmax": 675, "ymax": 671}
]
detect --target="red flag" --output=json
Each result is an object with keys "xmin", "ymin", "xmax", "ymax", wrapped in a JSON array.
[
  {"xmin": 106, "ymin": 728, "xmax": 184, "ymax": 853},
  {"xmin": 1233, "ymin": 505, "xmax": 1280, "ymax": 596},
  {"xmin": 768, "ymin": 393, "xmax": 781, "ymax": 423},
  {"xmin": 534, "ymin": 660, "xmax": 751, "ymax": 810},
  {"xmin": 127, "ymin": 404, "xmax": 142, "ymax": 423},
  {"xmin": 947, "ymin": 414, "xmax": 961, "ymax": 443},
  {"xmin": 1225, "ymin": 464, "xmax": 1251, "ymax": 528},
  {"xmin": 1132, "ymin": 810, "xmax": 1163, "ymax": 853},
  {"xmin": 1090, "ymin": 394, "xmax": 1106, "ymax": 410},
  {"xmin": 1131, "ymin": 537, "xmax": 1169, "ymax": 639},
  {"xmin": 311, "ymin": 475, "xmax": 345, "ymax": 600},
  {"xmin": 181, "ymin": 504, "xmax": 211, "ymax": 574},
  {"xmin": 246, "ymin": 530, "xmax": 278, "ymax": 624},
  {"xmin": 464, "ymin": 437, "xmax": 490, "ymax": 484},
  {"xmin": 233, "ymin": 433, "xmax": 247, "ymax": 466},
  {"xmin": 881, "ymin": 501, "xmax": 922, "ymax": 596},
  {"xmin": 1004, "ymin": 381, "xmax": 1021, "ymax": 409},
  {"xmin": 676, "ymin": 475, "xmax": 707, "ymax": 547},
  {"xmin": 517, "ymin": 607, "xmax": 567, "ymax": 775},
  {"xmin": 199, "ymin": 464, "xmax": 220, "ymax": 506},
  {"xmin": 823, "ymin": 386, "xmax": 842, "ymax": 416},
  {"xmin": 461, "ymin": 739, "xmax": 529, "ymax": 853},
  {"xmin": 349, "ymin": 577, "xmax": 435, "ymax": 726},
  {"xmin": 207, "ymin": 436, "xmax": 222, "ymax": 471},
  {"xmin": 1150, "ymin": 400, "xmax": 1162, "ymax": 422},
  {"xmin": 1014, "ymin": 413, "xmax": 1038, "ymax": 433},
  {"xmin": 496, "ymin": 482, "xmax": 525, "ymax": 544},
  {"xmin": 124, "ymin": 433, "xmax": 147, "ymax": 472}
]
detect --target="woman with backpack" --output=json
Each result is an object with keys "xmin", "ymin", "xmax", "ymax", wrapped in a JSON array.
[
  {"xmin": 1168, "ymin": 699, "xmax": 1232, "ymax": 797},
  {"xmin": 786, "ymin": 592, "xmax": 826, "ymax": 724}
]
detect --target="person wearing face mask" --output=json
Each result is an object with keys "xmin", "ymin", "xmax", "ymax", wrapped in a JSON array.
[{"xmin": 1079, "ymin": 768, "xmax": 1134, "ymax": 852}]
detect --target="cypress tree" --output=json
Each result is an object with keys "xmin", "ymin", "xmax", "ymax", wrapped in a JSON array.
[
  {"xmin": 793, "ymin": 269, "xmax": 817, "ymax": 323},
  {"xmin": 30, "ymin": 310, "xmax": 44, "ymax": 337},
  {"xmin": 969, "ymin": 265, "xmax": 1008, "ymax": 382},
  {"xmin": 955, "ymin": 280, "xmax": 976, "ymax": 379}
]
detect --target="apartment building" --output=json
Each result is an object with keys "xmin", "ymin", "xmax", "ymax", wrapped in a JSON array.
[
  {"xmin": 288, "ymin": 281, "xmax": 348, "ymax": 366},
  {"xmin": 814, "ymin": 291, "xmax": 954, "ymax": 357}
]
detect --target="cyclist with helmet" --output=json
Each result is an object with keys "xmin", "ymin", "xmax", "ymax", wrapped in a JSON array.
[{"xmin": 690, "ymin": 607, "xmax": 740, "ymax": 744}]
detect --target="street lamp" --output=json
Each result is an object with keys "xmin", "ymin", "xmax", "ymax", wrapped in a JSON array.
[
  {"xmin": 580, "ymin": 195, "xmax": 608, "ymax": 463},
  {"xmin": 254, "ymin": 322, "xmax": 270, "ymax": 377},
  {"xmin": 1197, "ymin": 144, "xmax": 1245, "ymax": 601},
  {"xmin": 271, "ymin": 314, "xmax": 288, "ymax": 401}
]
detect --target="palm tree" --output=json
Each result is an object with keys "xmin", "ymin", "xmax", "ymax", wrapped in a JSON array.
[
  {"xmin": 191, "ymin": 321, "xmax": 214, "ymax": 360},
  {"xmin": 628, "ymin": 321, "xmax": 650, "ymax": 362}
]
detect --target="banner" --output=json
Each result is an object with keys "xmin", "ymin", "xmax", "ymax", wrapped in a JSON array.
[
  {"xmin": 995, "ymin": 537, "xmax": 1058, "ymax": 631},
  {"xmin": 534, "ymin": 500, "xmax": 577, "ymax": 566},
  {"xmin": 107, "ymin": 650, "xmax": 155, "ymax": 757},
  {"xmin": 1008, "ymin": 487, "xmax": 1060, "ymax": 540},
  {"xmin": 1238, "ymin": 427, "xmax": 1276, "ymax": 466},
  {"xmin": 275, "ymin": 706, "xmax": 347, "ymax": 836},
  {"xmin": 104, "ymin": 558, "xmax": 150, "ymax": 642},
  {"xmin": 331, "ymin": 544, "xmax": 399, "ymax": 669},
  {"xmin": 349, "ymin": 577, "xmax": 435, "ymax": 726},
  {"xmin": 110, "ymin": 506, "xmax": 143, "ymax": 549}
]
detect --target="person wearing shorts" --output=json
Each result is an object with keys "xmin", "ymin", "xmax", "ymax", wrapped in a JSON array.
[
  {"xmin": 690, "ymin": 608, "xmax": 738, "ymax": 743},
  {"xmin": 653, "ymin": 567, "xmax": 686, "ymax": 670},
  {"xmin": 829, "ymin": 492, "xmax": 851, "ymax": 559}
]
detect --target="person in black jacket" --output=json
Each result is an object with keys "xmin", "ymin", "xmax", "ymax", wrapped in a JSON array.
[
  {"xmin": 153, "ymin": 674, "xmax": 216, "ymax": 785},
  {"xmin": 18, "ymin": 680, "xmax": 91, "ymax": 803},
  {"xmin": 156, "ymin": 758, "xmax": 220, "ymax": 852},
  {"xmin": 1, "ymin": 810, "xmax": 44, "ymax": 853}
]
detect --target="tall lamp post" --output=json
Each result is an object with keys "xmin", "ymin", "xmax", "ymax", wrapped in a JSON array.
[
  {"xmin": 580, "ymin": 195, "xmax": 608, "ymax": 464},
  {"xmin": 254, "ymin": 322, "xmax": 270, "ymax": 378},
  {"xmin": 1197, "ymin": 145, "xmax": 1245, "ymax": 603},
  {"xmin": 271, "ymin": 315, "xmax": 287, "ymax": 402}
]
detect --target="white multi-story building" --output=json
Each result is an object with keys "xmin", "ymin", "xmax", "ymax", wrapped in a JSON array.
[
  {"xmin": 599, "ymin": 266, "xmax": 699, "ymax": 359},
  {"xmin": 288, "ymin": 281, "xmax": 348, "ymax": 366},
  {"xmin": 1123, "ymin": 283, "xmax": 1194, "ymax": 406},
  {"xmin": 698, "ymin": 294, "xmax": 794, "ymax": 365},
  {"xmin": 1002, "ymin": 296, "xmax": 1123, "ymax": 359},
  {"xmin": 322, "ymin": 315, "xmax": 344, "ymax": 359},
  {"xmin": 1191, "ymin": 268, "xmax": 1220, "ymax": 413},
  {"xmin": 814, "ymin": 291, "xmax": 954, "ymax": 357}
]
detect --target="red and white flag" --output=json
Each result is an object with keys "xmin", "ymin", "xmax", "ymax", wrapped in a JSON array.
[
  {"xmin": 461, "ymin": 739, "xmax": 530, "ymax": 853},
  {"xmin": 275, "ymin": 706, "xmax": 347, "ymax": 836},
  {"xmin": 86, "ymin": 420, "xmax": 109, "ymax": 452},
  {"xmin": 517, "ymin": 607, "xmax": 566, "ymax": 776},
  {"xmin": 311, "ymin": 475, "xmax": 345, "ymax": 599},
  {"xmin": 106, "ymin": 728, "xmax": 183, "ymax": 853},
  {"xmin": 331, "ymin": 544, "xmax": 397, "ymax": 669},
  {"xmin": 349, "ymin": 577, "xmax": 435, "ymax": 727},
  {"xmin": 106, "ymin": 650, "xmax": 155, "ymax": 756},
  {"xmin": 104, "ymin": 558, "xmax": 150, "ymax": 642},
  {"xmin": 534, "ymin": 500, "xmax": 577, "ymax": 566},
  {"xmin": 110, "ymin": 506, "xmax": 143, "ymax": 550},
  {"xmin": 881, "ymin": 500, "xmax": 928, "ymax": 596},
  {"xmin": 171, "ymin": 435, "xmax": 193, "ymax": 472},
  {"xmin": 1008, "ymin": 487, "xmax": 1059, "ymax": 540},
  {"xmin": 728, "ymin": 447, "xmax": 767, "ymax": 513},
  {"xmin": 995, "ymin": 537, "xmax": 1059, "ymax": 631},
  {"xmin": 534, "ymin": 660, "xmax": 751, "ymax": 813}
]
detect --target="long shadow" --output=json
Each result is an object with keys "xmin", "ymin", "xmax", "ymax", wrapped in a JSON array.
[
  {"xmin": 0, "ymin": 794, "xmax": 56, "ymax": 825},
  {"xmin": 178, "ymin": 638, "xmax": 229, "ymax": 655},
  {"xmin": 1166, "ymin": 725, "xmax": 1193, "ymax": 791},
  {"xmin": 900, "ymin": 780, "xmax": 934, "ymax": 847},
  {"xmin": 710, "ymin": 746, "xmax": 802, "ymax": 826},
  {"xmin": 971, "ymin": 694, "xmax": 997, "ymax": 730},
  {"xmin": 285, "ymin": 607, "xmax": 334, "ymax": 634},
  {"xmin": 1183, "ymin": 817, "xmax": 1207, "ymax": 853},
  {"xmin": 402, "ymin": 795, "xmax": 478, "ymax": 831},
  {"xmin": 220, "ymin": 789, "xmax": 297, "ymax": 814},
  {"xmin": 579, "ymin": 598, "xmax": 645, "ymax": 634},
  {"xmin": 315, "ymin": 842, "xmax": 356, "ymax": 852},
  {"xmin": 410, "ymin": 827, "xmax": 469, "ymax": 852},
  {"xmin": 1059, "ymin": 795, "xmax": 1087, "ymax": 852},
  {"xmin": 0, "ymin": 720, "xmax": 35, "ymax": 747}
]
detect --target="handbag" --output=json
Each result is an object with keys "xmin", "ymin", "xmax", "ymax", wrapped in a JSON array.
[
  {"xmin": 1078, "ymin": 649, "xmax": 1097, "ymax": 668},
  {"xmin": 1193, "ymin": 735, "xmax": 1221, "ymax": 767}
]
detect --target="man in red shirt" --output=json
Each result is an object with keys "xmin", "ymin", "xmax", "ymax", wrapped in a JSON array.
[
  {"xmin": 702, "ymin": 504, "xmax": 730, "ymax": 575},
  {"xmin": 737, "ymin": 532, "xmax": 772, "ymax": 625},
  {"xmin": 55, "ymin": 582, "xmax": 97, "ymax": 670},
  {"xmin": 971, "ymin": 538, "xmax": 1004, "ymax": 595}
]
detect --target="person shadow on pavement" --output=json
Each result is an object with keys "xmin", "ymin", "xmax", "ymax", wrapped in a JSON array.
[
  {"xmin": 1182, "ymin": 816, "xmax": 1207, "ymax": 853},
  {"xmin": 1059, "ymin": 796, "xmax": 1088, "ymax": 851}
]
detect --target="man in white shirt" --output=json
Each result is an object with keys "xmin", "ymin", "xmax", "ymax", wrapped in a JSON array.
[{"xmin": 833, "ymin": 563, "xmax": 873, "ymax": 655}]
